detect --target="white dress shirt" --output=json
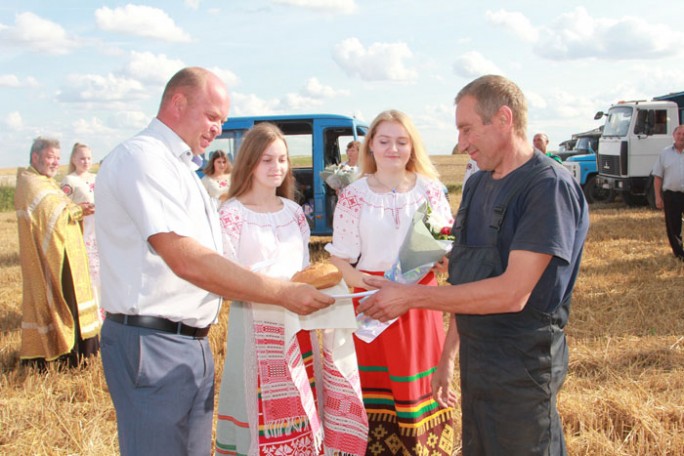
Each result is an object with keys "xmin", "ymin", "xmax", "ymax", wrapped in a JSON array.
[{"xmin": 95, "ymin": 118, "xmax": 223, "ymax": 328}]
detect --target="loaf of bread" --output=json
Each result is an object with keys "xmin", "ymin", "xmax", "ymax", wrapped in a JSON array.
[{"xmin": 291, "ymin": 262, "xmax": 342, "ymax": 289}]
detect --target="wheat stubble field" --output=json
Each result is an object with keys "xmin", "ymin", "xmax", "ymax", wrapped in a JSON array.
[{"xmin": 2, "ymin": 155, "xmax": 684, "ymax": 455}]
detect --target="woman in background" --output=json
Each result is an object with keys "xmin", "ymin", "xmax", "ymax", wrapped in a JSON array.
[
  {"xmin": 201, "ymin": 149, "xmax": 232, "ymax": 201},
  {"xmin": 325, "ymin": 110, "xmax": 456, "ymax": 455},
  {"xmin": 61, "ymin": 143, "xmax": 101, "ymax": 319},
  {"xmin": 343, "ymin": 140, "xmax": 361, "ymax": 169}
]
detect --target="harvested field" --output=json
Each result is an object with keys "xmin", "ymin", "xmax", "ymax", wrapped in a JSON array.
[{"xmin": 2, "ymin": 154, "xmax": 683, "ymax": 455}]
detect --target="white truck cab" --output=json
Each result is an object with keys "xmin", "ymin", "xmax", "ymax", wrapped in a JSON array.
[{"xmin": 595, "ymin": 95, "xmax": 684, "ymax": 207}]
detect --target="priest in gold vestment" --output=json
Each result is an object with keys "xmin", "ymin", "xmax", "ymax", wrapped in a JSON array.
[{"xmin": 15, "ymin": 137, "xmax": 100, "ymax": 368}]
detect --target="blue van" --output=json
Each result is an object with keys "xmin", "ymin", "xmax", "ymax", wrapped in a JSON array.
[{"xmin": 206, "ymin": 114, "xmax": 368, "ymax": 235}]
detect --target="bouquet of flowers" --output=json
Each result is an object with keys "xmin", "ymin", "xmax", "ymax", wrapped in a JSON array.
[
  {"xmin": 320, "ymin": 164, "xmax": 358, "ymax": 190},
  {"xmin": 424, "ymin": 204, "xmax": 456, "ymax": 241},
  {"xmin": 384, "ymin": 202, "xmax": 454, "ymax": 284},
  {"xmin": 356, "ymin": 202, "xmax": 455, "ymax": 342}
]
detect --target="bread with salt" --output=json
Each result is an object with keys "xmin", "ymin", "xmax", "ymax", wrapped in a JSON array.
[{"xmin": 291, "ymin": 262, "xmax": 342, "ymax": 289}]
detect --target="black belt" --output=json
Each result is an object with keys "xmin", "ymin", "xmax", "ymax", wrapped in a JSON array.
[{"xmin": 106, "ymin": 313, "xmax": 211, "ymax": 338}]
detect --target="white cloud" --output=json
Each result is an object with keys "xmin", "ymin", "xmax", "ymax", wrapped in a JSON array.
[
  {"xmin": 333, "ymin": 37, "xmax": 417, "ymax": 82},
  {"xmin": 486, "ymin": 10, "xmax": 538, "ymax": 43},
  {"xmin": 272, "ymin": 0, "xmax": 357, "ymax": 14},
  {"xmin": 185, "ymin": 0, "xmax": 201, "ymax": 10},
  {"xmin": 0, "ymin": 74, "xmax": 37, "ymax": 88},
  {"xmin": 207, "ymin": 67, "xmax": 240, "ymax": 88},
  {"xmin": 535, "ymin": 7, "xmax": 682, "ymax": 60},
  {"xmin": 230, "ymin": 92, "xmax": 281, "ymax": 116},
  {"xmin": 276, "ymin": 78, "xmax": 350, "ymax": 110},
  {"xmin": 301, "ymin": 77, "xmax": 349, "ymax": 98},
  {"xmin": 125, "ymin": 51, "xmax": 185, "ymax": 84},
  {"xmin": 95, "ymin": 5, "xmax": 192, "ymax": 42},
  {"xmin": 110, "ymin": 111, "xmax": 151, "ymax": 130},
  {"xmin": 4, "ymin": 111, "xmax": 23, "ymax": 130},
  {"xmin": 626, "ymin": 65, "xmax": 684, "ymax": 99},
  {"xmin": 525, "ymin": 91, "xmax": 547, "ymax": 110},
  {"xmin": 0, "ymin": 12, "xmax": 79, "ymax": 55},
  {"xmin": 453, "ymin": 51, "xmax": 503, "ymax": 78},
  {"xmin": 420, "ymin": 103, "xmax": 457, "ymax": 130},
  {"xmin": 73, "ymin": 117, "xmax": 116, "ymax": 136},
  {"xmin": 230, "ymin": 77, "xmax": 347, "ymax": 115},
  {"xmin": 281, "ymin": 93, "xmax": 322, "ymax": 110},
  {"xmin": 0, "ymin": 75, "xmax": 20, "ymax": 87},
  {"xmin": 57, "ymin": 73, "xmax": 148, "ymax": 103}
]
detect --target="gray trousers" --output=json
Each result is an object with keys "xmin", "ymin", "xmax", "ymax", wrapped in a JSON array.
[{"xmin": 101, "ymin": 319, "xmax": 215, "ymax": 456}]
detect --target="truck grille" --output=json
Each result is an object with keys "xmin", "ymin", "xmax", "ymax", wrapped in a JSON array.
[{"xmin": 598, "ymin": 154, "xmax": 621, "ymax": 177}]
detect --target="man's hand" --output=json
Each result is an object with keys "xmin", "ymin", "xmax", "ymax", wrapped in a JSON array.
[
  {"xmin": 433, "ymin": 255, "xmax": 449, "ymax": 274},
  {"xmin": 280, "ymin": 283, "xmax": 335, "ymax": 316},
  {"xmin": 433, "ymin": 317, "xmax": 460, "ymax": 408},
  {"xmin": 432, "ymin": 358, "xmax": 459, "ymax": 408},
  {"xmin": 655, "ymin": 196, "xmax": 664, "ymax": 210},
  {"xmin": 79, "ymin": 202, "xmax": 95, "ymax": 216},
  {"xmin": 357, "ymin": 276, "xmax": 412, "ymax": 322}
]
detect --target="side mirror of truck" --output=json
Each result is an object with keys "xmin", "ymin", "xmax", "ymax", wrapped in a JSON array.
[{"xmin": 594, "ymin": 111, "xmax": 605, "ymax": 120}]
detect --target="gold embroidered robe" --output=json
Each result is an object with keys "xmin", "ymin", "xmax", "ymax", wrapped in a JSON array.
[{"xmin": 15, "ymin": 166, "xmax": 100, "ymax": 361}]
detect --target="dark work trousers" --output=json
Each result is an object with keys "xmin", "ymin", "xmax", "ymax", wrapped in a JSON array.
[
  {"xmin": 662, "ymin": 190, "xmax": 684, "ymax": 259},
  {"xmin": 447, "ymin": 164, "xmax": 568, "ymax": 456},
  {"xmin": 62, "ymin": 256, "xmax": 100, "ymax": 365}
]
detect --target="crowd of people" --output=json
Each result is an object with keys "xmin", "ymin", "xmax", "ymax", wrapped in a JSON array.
[{"xmin": 13, "ymin": 65, "xmax": 683, "ymax": 455}]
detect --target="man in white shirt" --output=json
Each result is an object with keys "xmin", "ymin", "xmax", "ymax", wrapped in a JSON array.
[
  {"xmin": 96, "ymin": 67, "xmax": 334, "ymax": 456},
  {"xmin": 652, "ymin": 124, "xmax": 684, "ymax": 260}
]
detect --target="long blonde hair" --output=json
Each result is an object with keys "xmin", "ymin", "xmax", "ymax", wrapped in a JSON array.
[
  {"xmin": 225, "ymin": 123, "xmax": 295, "ymax": 200},
  {"xmin": 67, "ymin": 143, "xmax": 91, "ymax": 174},
  {"xmin": 359, "ymin": 109, "xmax": 439, "ymax": 180}
]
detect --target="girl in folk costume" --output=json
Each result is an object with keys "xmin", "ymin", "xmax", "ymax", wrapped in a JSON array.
[
  {"xmin": 214, "ymin": 123, "xmax": 368, "ymax": 456},
  {"xmin": 60, "ymin": 143, "xmax": 101, "ymax": 320},
  {"xmin": 325, "ymin": 110, "xmax": 456, "ymax": 455}
]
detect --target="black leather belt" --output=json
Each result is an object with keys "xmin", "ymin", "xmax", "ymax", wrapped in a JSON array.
[{"xmin": 106, "ymin": 313, "xmax": 211, "ymax": 338}]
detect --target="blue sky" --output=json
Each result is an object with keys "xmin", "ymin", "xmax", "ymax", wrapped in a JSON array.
[{"xmin": 1, "ymin": 0, "xmax": 684, "ymax": 168}]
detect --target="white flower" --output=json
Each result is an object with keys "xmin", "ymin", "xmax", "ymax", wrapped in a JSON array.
[
  {"xmin": 426, "ymin": 207, "xmax": 449, "ymax": 234},
  {"xmin": 320, "ymin": 164, "xmax": 358, "ymax": 190}
]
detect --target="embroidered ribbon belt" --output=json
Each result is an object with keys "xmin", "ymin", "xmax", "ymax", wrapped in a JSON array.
[{"xmin": 106, "ymin": 313, "xmax": 211, "ymax": 338}]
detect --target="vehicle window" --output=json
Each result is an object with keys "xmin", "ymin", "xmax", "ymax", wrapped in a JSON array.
[
  {"xmin": 575, "ymin": 137, "xmax": 594, "ymax": 153},
  {"xmin": 204, "ymin": 132, "xmax": 239, "ymax": 165},
  {"xmin": 288, "ymin": 136, "xmax": 313, "ymax": 167},
  {"xmin": 603, "ymin": 106, "xmax": 632, "ymax": 137},
  {"xmin": 653, "ymin": 109, "xmax": 668, "ymax": 135}
]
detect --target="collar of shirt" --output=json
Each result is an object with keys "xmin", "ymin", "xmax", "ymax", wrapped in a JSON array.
[{"xmin": 148, "ymin": 117, "xmax": 201, "ymax": 171}]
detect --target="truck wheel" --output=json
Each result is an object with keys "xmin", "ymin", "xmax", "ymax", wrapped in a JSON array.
[
  {"xmin": 622, "ymin": 192, "xmax": 646, "ymax": 207},
  {"xmin": 584, "ymin": 175, "xmax": 615, "ymax": 204}
]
